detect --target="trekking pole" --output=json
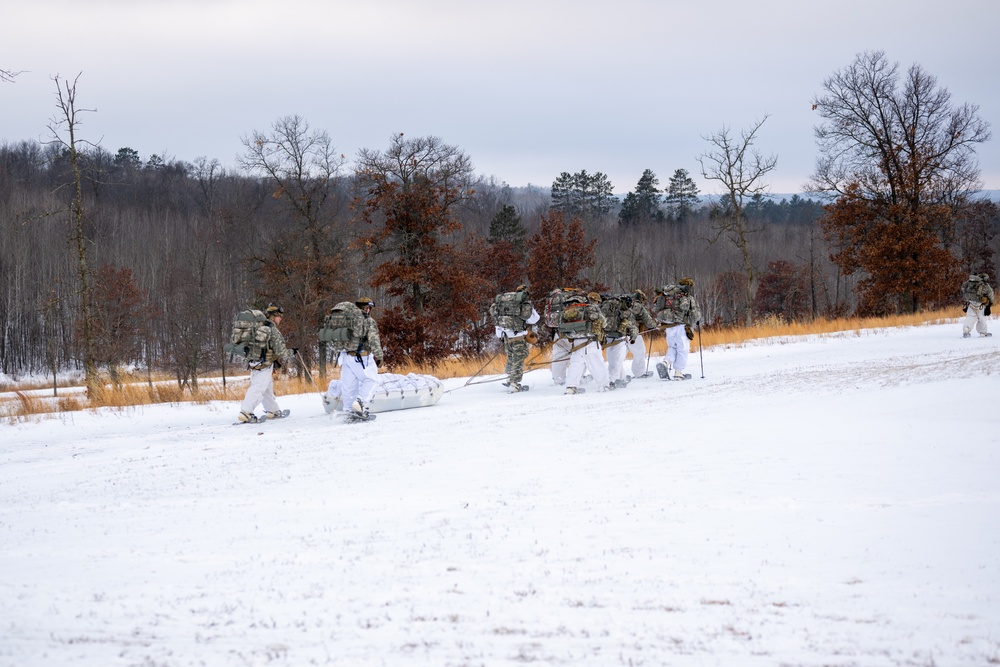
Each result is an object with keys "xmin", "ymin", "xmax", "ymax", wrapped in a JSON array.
[
  {"xmin": 644, "ymin": 331, "xmax": 654, "ymax": 376},
  {"xmin": 293, "ymin": 350, "xmax": 315, "ymax": 385},
  {"xmin": 697, "ymin": 322, "xmax": 704, "ymax": 379},
  {"xmin": 463, "ymin": 348, "xmax": 502, "ymax": 387}
]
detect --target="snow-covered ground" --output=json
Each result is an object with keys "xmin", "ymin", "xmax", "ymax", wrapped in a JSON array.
[{"xmin": 1, "ymin": 322, "xmax": 998, "ymax": 666}]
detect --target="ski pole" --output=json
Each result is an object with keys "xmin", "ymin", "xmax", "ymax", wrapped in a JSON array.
[
  {"xmin": 293, "ymin": 349, "xmax": 315, "ymax": 385},
  {"xmin": 697, "ymin": 322, "xmax": 704, "ymax": 379},
  {"xmin": 644, "ymin": 327, "xmax": 655, "ymax": 376}
]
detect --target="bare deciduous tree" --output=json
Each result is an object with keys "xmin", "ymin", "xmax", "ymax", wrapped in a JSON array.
[
  {"xmin": 240, "ymin": 115, "xmax": 347, "ymax": 377},
  {"xmin": 698, "ymin": 116, "xmax": 778, "ymax": 325},
  {"xmin": 809, "ymin": 51, "xmax": 991, "ymax": 314},
  {"xmin": 1, "ymin": 67, "xmax": 23, "ymax": 83},
  {"xmin": 47, "ymin": 73, "xmax": 101, "ymax": 397}
]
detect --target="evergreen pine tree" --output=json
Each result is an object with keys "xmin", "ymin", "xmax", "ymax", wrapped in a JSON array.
[
  {"xmin": 665, "ymin": 168, "xmax": 700, "ymax": 221},
  {"xmin": 618, "ymin": 169, "xmax": 664, "ymax": 225},
  {"xmin": 488, "ymin": 205, "xmax": 527, "ymax": 249},
  {"xmin": 551, "ymin": 170, "xmax": 617, "ymax": 220}
]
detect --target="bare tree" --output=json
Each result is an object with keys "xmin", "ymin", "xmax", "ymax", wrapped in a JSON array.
[
  {"xmin": 698, "ymin": 116, "xmax": 778, "ymax": 325},
  {"xmin": 46, "ymin": 74, "xmax": 100, "ymax": 397},
  {"xmin": 239, "ymin": 115, "xmax": 347, "ymax": 377},
  {"xmin": 809, "ymin": 51, "xmax": 991, "ymax": 314},
  {"xmin": 1, "ymin": 68, "xmax": 24, "ymax": 83}
]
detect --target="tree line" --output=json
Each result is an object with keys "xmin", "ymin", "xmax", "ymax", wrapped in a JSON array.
[{"xmin": 0, "ymin": 51, "xmax": 996, "ymax": 390}]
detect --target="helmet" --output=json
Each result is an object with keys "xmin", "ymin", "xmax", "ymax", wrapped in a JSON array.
[
  {"xmin": 979, "ymin": 273, "xmax": 990, "ymax": 281},
  {"xmin": 355, "ymin": 297, "xmax": 375, "ymax": 309},
  {"xmin": 515, "ymin": 284, "xmax": 527, "ymax": 292},
  {"xmin": 265, "ymin": 305, "xmax": 284, "ymax": 318},
  {"xmin": 632, "ymin": 289, "xmax": 647, "ymax": 303},
  {"xmin": 587, "ymin": 292, "xmax": 602, "ymax": 303},
  {"xmin": 679, "ymin": 277, "xmax": 695, "ymax": 287}
]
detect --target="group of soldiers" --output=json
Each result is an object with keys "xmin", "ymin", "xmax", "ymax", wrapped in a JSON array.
[
  {"xmin": 235, "ymin": 272, "xmax": 993, "ymax": 422},
  {"xmin": 494, "ymin": 279, "xmax": 702, "ymax": 395}
]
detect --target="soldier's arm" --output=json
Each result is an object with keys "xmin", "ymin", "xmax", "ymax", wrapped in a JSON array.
[
  {"xmin": 368, "ymin": 319, "xmax": 384, "ymax": 363},
  {"xmin": 270, "ymin": 327, "xmax": 291, "ymax": 359}
]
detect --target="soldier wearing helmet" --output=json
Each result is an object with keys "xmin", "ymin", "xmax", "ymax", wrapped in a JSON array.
[
  {"xmin": 238, "ymin": 305, "xmax": 294, "ymax": 423},
  {"xmin": 960, "ymin": 273, "xmax": 994, "ymax": 338}
]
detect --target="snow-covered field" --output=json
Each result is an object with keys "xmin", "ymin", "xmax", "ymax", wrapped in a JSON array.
[{"xmin": 1, "ymin": 322, "xmax": 998, "ymax": 666}]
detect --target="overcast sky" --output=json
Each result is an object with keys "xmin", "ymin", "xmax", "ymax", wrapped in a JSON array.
[{"xmin": 4, "ymin": 0, "xmax": 999, "ymax": 196}]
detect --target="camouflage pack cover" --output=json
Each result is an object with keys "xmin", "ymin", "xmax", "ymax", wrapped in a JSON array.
[
  {"xmin": 489, "ymin": 290, "xmax": 534, "ymax": 331},
  {"xmin": 652, "ymin": 285, "xmax": 687, "ymax": 325},
  {"xmin": 544, "ymin": 289, "xmax": 604, "ymax": 339},
  {"xmin": 225, "ymin": 309, "xmax": 270, "ymax": 363},
  {"xmin": 319, "ymin": 301, "xmax": 367, "ymax": 353},
  {"xmin": 961, "ymin": 275, "xmax": 994, "ymax": 305}
]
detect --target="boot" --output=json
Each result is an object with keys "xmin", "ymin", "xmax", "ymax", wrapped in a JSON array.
[
  {"xmin": 565, "ymin": 387, "xmax": 581, "ymax": 395},
  {"xmin": 238, "ymin": 411, "xmax": 259, "ymax": 423},
  {"xmin": 507, "ymin": 381, "xmax": 525, "ymax": 393},
  {"xmin": 350, "ymin": 398, "xmax": 369, "ymax": 419},
  {"xmin": 265, "ymin": 410, "xmax": 286, "ymax": 420}
]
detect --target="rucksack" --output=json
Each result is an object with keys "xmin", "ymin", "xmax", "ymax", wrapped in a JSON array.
[
  {"xmin": 652, "ymin": 285, "xmax": 685, "ymax": 325},
  {"xmin": 544, "ymin": 288, "xmax": 597, "ymax": 337},
  {"xmin": 318, "ymin": 301, "xmax": 367, "ymax": 353},
  {"xmin": 961, "ymin": 276, "xmax": 984, "ymax": 303},
  {"xmin": 600, "ymin": 295, "xmax": 632, "ymax": 339},
  {"xmin": 489, "ymin": 291, "xmax": 534, "ymax": 331},
  {"xmin": 225, "ymin": 309, "xmax": 270, "ymax": 363}
]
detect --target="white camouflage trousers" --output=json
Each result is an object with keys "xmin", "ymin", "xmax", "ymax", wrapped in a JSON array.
[
  {"xmin": 662, "ymin": 324, "xmax": 690, "ymax": 373},
  {"xmin": 339, "ymin": 351, "xmax": 379, "ymax": 411},
  {"xmin": 566, "ymin": 340, "xmax": 610, "ymax": 390},
  {"xmin": 963, "ymin": 303, "xmax": 990, "ymax": 335},
  {"xmin": 241, "ymin": 364, "xmax": 280, "ymax": 414},
  {"xmin": 550, "ymin": 335, "xmax": 573, "ymax": 384},
  {"xmin": 606, "ymin": 335, "xmax": 649, "ymax": 381}
]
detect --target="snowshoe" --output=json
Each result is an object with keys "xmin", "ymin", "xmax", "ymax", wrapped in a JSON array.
[
  {"xmin": 234, "ymin": 411, "xmax": 267, "ymax": 425},
  {"xmin": 265, "ymin": 409, "xmax": 290, "ymax": 420},
  {"xmin": 345, "ymin": 411, "xmax": 377, "ymax": 423},
  {"xmin": 564, "ymin": 386, "xmax": 586, "ymax": 395},
  {"xmin": 655, "ymin": 362, "xmax": 669, "ymax": 379},
  {"xmin": 507, "ymin": 382, "xmax": 529, "ymax": 393},
  {"xmin": 673, "ymin": 372, "xmax": 693, "ymax": 381},
  {"xmin": 981, "ymin": 332, "xmax": 993, "ymax": 337}
]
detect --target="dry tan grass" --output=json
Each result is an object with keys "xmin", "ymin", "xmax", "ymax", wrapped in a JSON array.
[{"xmin": 1, "ymin": 308, "xmax": 958, "ymax": 420}]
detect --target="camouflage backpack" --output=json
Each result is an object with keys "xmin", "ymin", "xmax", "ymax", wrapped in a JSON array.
[
  {"xmin": 318, "ymin": 301, "xmax": 367, "ymax": 353},
  {"xmin": 652, "ymin": 285, "xmax": 685, "ymax": 325},
  {"xmin": 489, "ymin": 290, "xmax": 534, "ymax": 331},
  {"xmin": 961, "ymin": 275, "xmax": 988, "ymax": 303},
  {"xmin": 600, "ymin": 295, "xmax": 633, "ymax": 340},
  {"xmin": 545, "ymin": 288, "xmax": 600, "ymax": 338},
  {"xmin": 225, "ymin": 309, "xmax": 270, "ymax": 363}
]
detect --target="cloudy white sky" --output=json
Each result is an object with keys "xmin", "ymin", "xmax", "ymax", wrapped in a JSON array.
[{"xmin": 4, "ymin": 0, "xmax": 999, "ymax": 195}]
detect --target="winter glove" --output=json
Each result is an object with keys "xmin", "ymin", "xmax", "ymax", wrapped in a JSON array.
[
  {"xmin": 963, "ymin": 304, "xmax": 968, "ymax": 313},
  {"xmin": 986, "ymin": 305, "xmax": 992, "ymax": 317},
  {"xmin": 628, "ymin": 337, "xmax": 637, "ymax": 345},
  {"xmin": 983, "ymin": 296, "xmax": 990, "ymax": 305},
  {"xmin": 525, "ymin": 329, "xmax": 539, "ymax": 345},
  {"xmin": 290, "ymin": 347, "xmax": 299, "ymax": 355},
  {"xmin": 684, "ymin": 324, "xmax": 695, "ymax": 340}
]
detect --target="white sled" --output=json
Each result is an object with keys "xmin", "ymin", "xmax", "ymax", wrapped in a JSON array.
[{"xmin": 323, "ymin": 372, "xmax": 444, "ymax": 414}]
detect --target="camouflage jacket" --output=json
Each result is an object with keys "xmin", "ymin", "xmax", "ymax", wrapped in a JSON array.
[
  {"xmin": 260, "ymin": 321, "xmax": 292, "ymax": 367},
  {"xmin": 658, "ymin": 293, "xmax": 701, "ymax": 327},
  {"xmin": 625, "ymin": 301, "xmax": 657, "ymax": 333},
  {"xmin": 359, "ymin": 316, "xmax": 384, "ymax": 363}
]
